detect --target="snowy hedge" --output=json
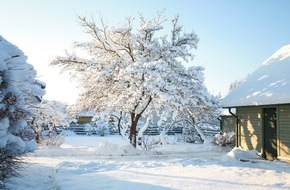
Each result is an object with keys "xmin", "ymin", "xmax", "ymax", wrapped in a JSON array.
[
  {"xmin": 0, "ymin": 36, "xmax": 45, "ymax": 153},
  {"xmin": 214, "ymin": 131, "xmax": 235, "ymax": 146}
]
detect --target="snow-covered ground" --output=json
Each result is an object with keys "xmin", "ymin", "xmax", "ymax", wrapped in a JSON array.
[{"xmin": 6, "ymin": 135, "xmax": 290, "ymax": 190}]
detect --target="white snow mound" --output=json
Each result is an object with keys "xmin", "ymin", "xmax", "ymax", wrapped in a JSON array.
[
  {"xmin": 226, "ymin": 147, "xmax": 260, "ymax": 161},
  {"xmin": 96, "ymin": 140, "xmax": 142, "ymax": 156}
]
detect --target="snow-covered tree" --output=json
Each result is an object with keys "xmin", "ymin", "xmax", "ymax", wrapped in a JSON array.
[
  {"xmin": 229, "ymin": 79, "xmax": 242, "ymax": 92},
  {"xmin": 0, "ymin": 36, "xmax": 45, "ymax": 153},
  {"xmin": 186, "ymin": 94, "xmax": 221, "ymax": 126},
  {"xmin": 155, "ymin": 92, "xmax": 220, "ymax": 143},
  {"xmin": 91, "ymin": 113, "xmax": 110, "ymax": 136},
  {"xmin": 32, "ymin": 100, "xmax": 68, "ymax": 143},
  {"xmin": 52, "ymin": 13, "xmax": 213, "ymax": 147}
]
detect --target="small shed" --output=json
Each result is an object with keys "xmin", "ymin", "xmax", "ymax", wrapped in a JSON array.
[
  {"xmin": 77, "ymin": 116, "xmax": 93, "ymax": 124},
  {"xmin": 222, "ymin": 44, "xmax": 290, "ymax": 161},
  {"xmin": 76, "ymin": 111, "xmax": 96, "ymax": 124}
]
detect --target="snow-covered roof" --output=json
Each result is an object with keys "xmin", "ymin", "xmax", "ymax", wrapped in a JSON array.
[
  {"xmin": 77, "ymin": 110, "xmax": 96, "ymax": 117},
  {"xmin": 221, "ymin": 108, "xmax": 236, "ymax": 116},
  {"xmin": 222, "ymin": 44, "xmax": 290, "ymax": 108}
]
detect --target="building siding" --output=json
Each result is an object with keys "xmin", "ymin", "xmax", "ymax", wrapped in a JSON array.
[
  {"xmin": 233, "ymin": 105, "xmax": 290, "ymax": 161},
  {"xmin": 221, "ymin": 116, "xmax": 236, "ymax": 132},
  {"xmin": 237, "ymin": 107, "xmax": 262, "ymax": 152},
  {"xmin": 278, "ymin": 105, "xmax": 290, "ymax": 160}
]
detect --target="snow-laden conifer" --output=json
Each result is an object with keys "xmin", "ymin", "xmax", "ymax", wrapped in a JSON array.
[{"xmin": 0, "ymin": 36, "xmax": 45, "ymax": 153}]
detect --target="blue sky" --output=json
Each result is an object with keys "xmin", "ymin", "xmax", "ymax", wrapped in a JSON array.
[{"xmin": 1, "ymin": 0, "xmax": 290, "ymax": 104}]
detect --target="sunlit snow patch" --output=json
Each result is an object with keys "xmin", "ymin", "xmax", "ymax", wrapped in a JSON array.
[
  {"xmin": 225, "ymin": 147, "xmax": 262, "ymax": 162},
  {"xmin": 96, "ymin": 140, "xmax": 142, "ymax": 156}
]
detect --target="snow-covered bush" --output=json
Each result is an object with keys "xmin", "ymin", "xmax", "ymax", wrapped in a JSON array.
[
  {"xmin": 182, "ymin": 126, "xmax": 196, "ymax": 143},
  {"xmin": 40, "ymin": 125, "xmax": 65, "ymax": 147},
  {"xmin": 92, "ymin": 114, "xmax": 109, "ymax": 136},
  {"xmin": 214, "ymin": 131, "xmax": 235, "ymax": 146},
  {"xmin": 139, "ymin": 135, "xmax": 161, "ymax": 150},
  {"xmin": 84, "ymin": 124, "xmax": 96, "ymax": 136},
  {"xmin": 40, "ymin": 134, "xmax": 65, "ymax": 147},
  {"xmin": 165, "ymin": 118, "xmax": 204, "ymax": 144},
  {"xmin": 96, "ymin": 123, "xmax": 108, "ymax": 136}
]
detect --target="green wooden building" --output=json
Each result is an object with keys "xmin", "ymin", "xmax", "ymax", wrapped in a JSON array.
[
  {"xmin": 222, "ymin": 45, "xmax": 290, "ymax": 161},
  {"xmin": 220, "ymin": 115, "xmax": 236, "ymax": 133},
  {"xmin": 220, "ymin": 109, "xmax": 237, "ymax": 133}
]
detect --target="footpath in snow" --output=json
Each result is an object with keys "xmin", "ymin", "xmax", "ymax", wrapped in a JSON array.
[{"xmin": 6, "ymin": 135, "xmax": 290, "ymax": 190}]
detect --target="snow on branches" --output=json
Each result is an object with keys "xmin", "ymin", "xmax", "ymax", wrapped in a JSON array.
[
  {"xmin": 52, "ymin": 13, "xmax": 217, "ymax": 147},
  {"xmin": 0, "ymin": 36, "xmax": 45, "ymax": 153}
]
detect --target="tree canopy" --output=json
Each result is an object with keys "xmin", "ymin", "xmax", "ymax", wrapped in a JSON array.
[{"xmin": 52, "ymin": 13, "xmax": 219, "ymax": 146}]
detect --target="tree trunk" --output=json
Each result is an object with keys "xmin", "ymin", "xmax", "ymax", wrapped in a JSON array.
[
  {"xmin": 31, "ymin": 118, "xmax": 41, "ymax": 144},
  {"xmin": 129, "ymin": 113, "xmax": 141, "ymax": 148},
  {"xmin": 117, "ymin": 112, "xmax": 122, "ymax": 136},
  {"xmin": 129, "ymin": 96, "xmax": 152, "ymax": 148},
  {"xmin": 35, "ymin": 131, "xmax": 41, "ymax": 144}
]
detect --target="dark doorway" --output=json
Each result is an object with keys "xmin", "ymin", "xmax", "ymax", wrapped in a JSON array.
[{"xmin": 263, "ymin": 108, "xmax": 277, "ymax": 160}]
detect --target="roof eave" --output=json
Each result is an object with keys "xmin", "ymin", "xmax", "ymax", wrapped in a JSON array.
[{"xmin": 222, "ymin": 102, "xmax": 290, "ymax": 109}]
